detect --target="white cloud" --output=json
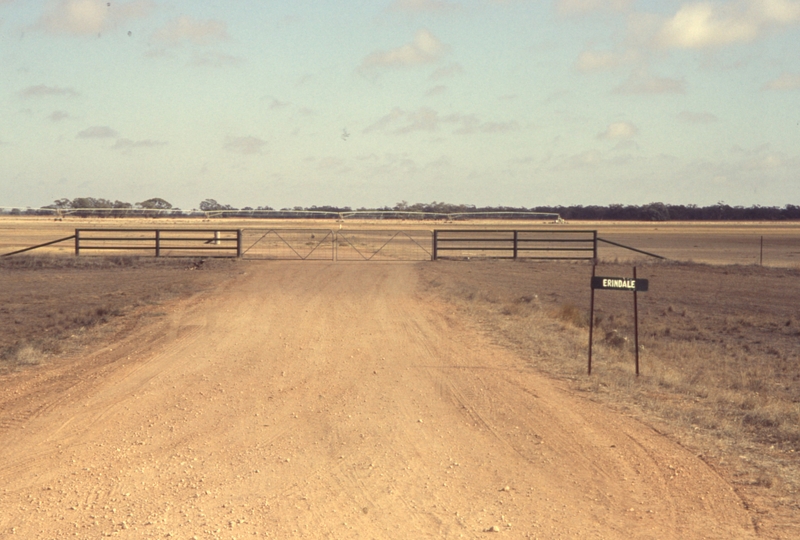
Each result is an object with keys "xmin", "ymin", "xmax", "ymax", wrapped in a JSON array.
[
  {"xmin": 363, "ymin": 107, "xmax": 519, "ymax": 135},
  {"xmin": 656, "ymin": 0, "xmax": 800, "ymax": 49},
  {"xmin": 191, "ymin": 51, "xmax": 242, "ymax": 68},
  {"xmin": 553, "ymin": 149, "xmax": 604, "ymax": 170},
  {"xmin": 266, "ymin": 98, "xmax": 290, "ymax": 110},
  {"xmin": 360, "ymin": 29, "xmax": 447, "ymax": 70},
  {"xmin": 224, "ymin": 136, "xmax": 266, "ymax": 155},
  {"xmin": 555, "ymin": 0, "xmax": 634, "ymax": 16},
  {"xmin": 19, "ymin": 84, "xmax": 79, "ymax": 98},
  {"xmin": 396, "ymin": 107, "xmax": 441, "ymax": 134},
  {"xmin": 314, "ymin": 156, "xmax": 352, "ymax": 174},
  {"xmin": 575, "ymin": 50, "xmax": 629, "ymax": 72},
  {"xmin": 425, "ymin": 84, "xmax": 447, "ymax": 96},
  {"xmin": 154, "ymin": 16, "xmax": 229, "ymax": 46},
  {"xmin": 112, "ymin": 138, "xmax": 167, "ymax": 151},
  {"xmin": 472, "ymin": 120, "xmax": 520, "ymax": 134},
  {"xmin": 37, "ymin": 0, "xmax": 154, "ymax": 36},
  {"xmin": 762, "ymin": 72, "xmax": 800, "ymax": 90},
  {"xmin": 48, "ymin": 110, "xmax": 71, "ymax": 122},
  {"xmin": 731, "ymin": 143, "xmax": 800, "ymax": 170},
  {"xmin": 598, "ymin": 121, "xmax": 638, "ymax": 139},
  {"xmin": 677, "ymin": 110, "xmax": 719, "ymax": 123},
  {"xmin": 387, "ymin": 0, "xmax": 461, "ymax": 13},
  {"xmin": 429, "ymin": 62, "xmax": 464, "ymax": 80},
  {"xmin": 613, "ymin": 71, "xmax": 685, "ymax": 94},
  {"xmin": 77, "ymin": 125, "xmax": 118, "ymax": 138}
]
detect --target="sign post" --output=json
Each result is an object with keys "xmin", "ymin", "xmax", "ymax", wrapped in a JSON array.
[{"xmin": 588, "ymin": 267, "xmax": 648, "ymax": 376}]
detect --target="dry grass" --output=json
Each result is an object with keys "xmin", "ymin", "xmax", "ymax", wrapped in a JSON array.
[
  {"xmin": 419, "ymin": 259, "xmax": 800, "ymax": 537},
  {"xmin": 0, "ymin": 254, "xmax": 204, "ymax": 270},
  {"xmin": 8, "ymin": 344, "xmax": 45, "ymax": 366},
  {"xmin": 0, "ymin": 255, "xmax": 236, "ymax": 372}
]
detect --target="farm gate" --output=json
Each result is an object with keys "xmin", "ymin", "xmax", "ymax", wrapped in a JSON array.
[
  {"xmin": 240, "ymin": 229, "xmax": 433, "ymax": 261},
  {"xmin": 3, "ymin": 227, "xmax": 662, "ymax": 262},
  {"xmin": 432, "ymin": 229, "xmax": 597, "ymax": 261}
]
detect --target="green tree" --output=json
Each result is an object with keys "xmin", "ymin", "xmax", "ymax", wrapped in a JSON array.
[
  {"xmin": 70, "ymin": 197, "xmax": 113, "ymax": 209},
  {"xmin": 200, "ymin": 199, "xmax": 222, "ymax": 211},
  {"xmin": 44, "ymin": 198, "xmax": 71, "ymax": 209},
  {"xmin": 136, "ymin": 198, "xmax": 172, "ymax": 210}
]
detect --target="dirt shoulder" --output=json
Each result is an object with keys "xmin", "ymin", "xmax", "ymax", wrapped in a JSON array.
[{"xmin": 419, "ymin": 259, "xmax": 800, "ymax": 539}]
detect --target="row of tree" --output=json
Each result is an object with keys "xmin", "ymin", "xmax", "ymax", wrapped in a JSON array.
[{"xmin": 4, "ymin": 199, "xmax": 798, "ymax": 221}]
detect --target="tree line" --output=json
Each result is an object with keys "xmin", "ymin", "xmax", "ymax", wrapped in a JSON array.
[{"xmin": 3, "ymin": 198, "xmax": 799, "ymax": 221}]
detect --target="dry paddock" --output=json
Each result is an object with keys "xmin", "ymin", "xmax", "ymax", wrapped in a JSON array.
[
  {"xmin": 1, "ymin": 217, "xmax": 799, "ymax": 538},
  {"xmin": 2, "ymin": 216, "xmax": 800, "ymax": 266}
]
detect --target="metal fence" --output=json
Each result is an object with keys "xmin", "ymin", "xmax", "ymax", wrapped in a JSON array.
[
  {"xmin": 241, "ymin": 229, "xmax": 334, "ymax": 260},
  {"xmin": 433, "ymin": 229, "xmax": 597, "ymax": 260},
  {"xmin": 6, "ymin": 227, "xmax": 651, "ymax": 263},
  {"xmin": 74, "ymin": 228, "xmax": 241, "ymax": 257},
  {"xmin": 336, "ymin": 230, "xmax": 432, "ymax": 261}
]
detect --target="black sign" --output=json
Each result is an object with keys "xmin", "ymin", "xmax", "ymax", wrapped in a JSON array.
[{"xmin": 591, "ymin": 276, "xmax": 648, "ymax": 292}]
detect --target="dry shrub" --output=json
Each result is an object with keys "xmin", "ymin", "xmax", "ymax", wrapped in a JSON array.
[
  {"xmin": 501, "ymin": 296, "xmax": 538, "ymax": 317},
  {"xmin": 603, "ymin": 330, "xmax": 628, "ymax": 349},
  {"xmin": 555, "ymin": 303, "xmax": 587, "ymax": 327},
  {"xmin": 10, "ymin": 345, "xmax": 44, "ymax": 366}
]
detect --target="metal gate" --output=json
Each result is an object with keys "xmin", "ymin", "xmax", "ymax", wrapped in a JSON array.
[
  {"xmin": 240, "ymin": 229, "xmax": 433, "ymax": 261},
  {"xmin": 241, "ymin": 229, "xmax": 334, "ymax": 260},
  {"xmin": 335, "ymin": 230, "xmax": 432, "ymax": 261}
]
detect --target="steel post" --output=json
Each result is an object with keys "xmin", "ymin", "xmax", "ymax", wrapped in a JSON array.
[
  {"xmin": 588, "ymin": 264, "xmax": 596, "ymax": 375},
  {"xmin": 633, "ymin": 266, "xmax": 640, "ymax": 376}
]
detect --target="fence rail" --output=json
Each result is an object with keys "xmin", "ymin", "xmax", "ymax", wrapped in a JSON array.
[
  {"xmin": 433, "ymin": 230, "xmax": 598, "ymax": 260},
  {"xmin": 75, "ymin": 228, "xmax": 242, "ymax": 257}
]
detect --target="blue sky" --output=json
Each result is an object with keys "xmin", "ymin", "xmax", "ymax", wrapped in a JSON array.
[{"xmin": 1, "ymin": 0, "xmax": 799, "ymax": 210}]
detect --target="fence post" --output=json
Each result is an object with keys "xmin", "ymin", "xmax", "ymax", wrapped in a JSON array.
[
  {"xmin": 432, "ymin": 230, "xmax": 438, "ymax": 261},
  {"xmin": 155, "ymin": 230, "xmax": 161, "ymax": 257},
  {"xmin": 75, "ymin": 229, "xmax": 80, "ymax": 256},
  {"xmin": 237, "ymin": 229, "xmax": 243, "ymax": 258},
  {"xmin": 513, "ymin": 230, "xmax": 518, "ymax": 259},
  {"xmin": 588, "ymin": 263, "xmax": 596, "ymax": 375},
  {"xmin": 633, "ymin": 266, "xmax": 640, "ymax": 376},
  {"xmin": 593, "ymin": 230, "xmax": 598, "ymax": 262}
]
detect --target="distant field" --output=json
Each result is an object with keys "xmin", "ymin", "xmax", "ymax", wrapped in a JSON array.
[{"xmin": 1, "ymin": 216, "xmax": 799, "ymax": 266}]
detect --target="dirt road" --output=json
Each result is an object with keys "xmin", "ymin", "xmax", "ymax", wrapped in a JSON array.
[{"xmin": 0, "ymin": 263, "xmax": 756, "ymax": 538}]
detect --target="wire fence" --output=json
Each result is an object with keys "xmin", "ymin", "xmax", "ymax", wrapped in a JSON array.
[
  {"xmin": 336, "ymin": 230, "xmax": 432, "ymax": 261},
  {"xmin": 241, "ymin": 229, "xmax": 334, "ymax": 260}
]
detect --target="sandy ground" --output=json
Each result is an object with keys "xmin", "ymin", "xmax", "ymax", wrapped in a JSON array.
[
  {"xmin": 0, "ymin": 262, "xmax": 757, "ymax": 538},
  {"xmin": 2, "ymin": 216, "xmax": 800, "ymax": 266}
]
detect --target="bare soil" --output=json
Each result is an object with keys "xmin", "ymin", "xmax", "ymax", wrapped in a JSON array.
[
  {"xmin": 0, "ymin": 257, "xmax": 777, "ymax": 539},
  {"xmin": 1, "ymin": 217, "xmax": 798, "ymax": 538}
]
